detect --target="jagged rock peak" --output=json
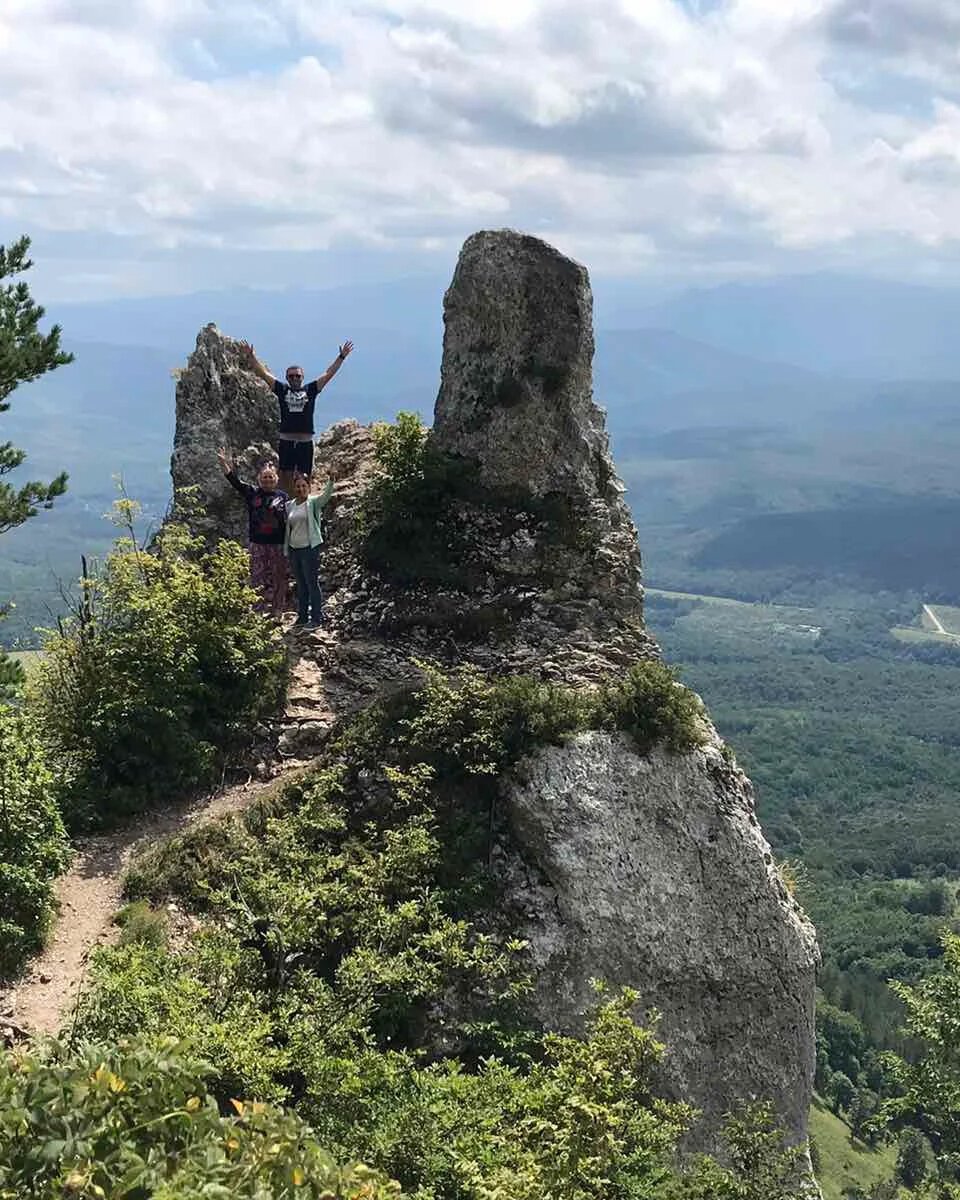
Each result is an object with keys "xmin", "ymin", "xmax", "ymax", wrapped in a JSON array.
[
  {"xmin": 370, "ymin": 228, "xmax": 650, "ymax": 677},
  {"xmin": 435, "ymin": 229, "xmax": 611, "ymax": 504},
  {"xmin": 170, "ymin": 323, "xmax": 279, "ymax": 544}
]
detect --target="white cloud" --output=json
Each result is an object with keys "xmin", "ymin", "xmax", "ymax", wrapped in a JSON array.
[
  {"xmin": 2, "ymin": 0, "xmax": 960, "ymax": 297},
  {"xmin": 825, "ymin": 0, "xmax": 960, "ymax": 57}
]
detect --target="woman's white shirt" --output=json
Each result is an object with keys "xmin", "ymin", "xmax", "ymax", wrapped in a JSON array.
[{"xmin": 286, "ymin": 499, "xmax": 311, "ymax": 549}]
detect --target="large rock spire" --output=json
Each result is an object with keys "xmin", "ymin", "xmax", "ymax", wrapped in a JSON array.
[{"xmin": 168, "ymin": 229, "xmax": 819, "ymax": 1168}]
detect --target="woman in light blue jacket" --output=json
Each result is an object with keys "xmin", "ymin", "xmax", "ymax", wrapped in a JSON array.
[{"xmin": 284, "ymin": 471, "xmax": 334, "ymax": 629}]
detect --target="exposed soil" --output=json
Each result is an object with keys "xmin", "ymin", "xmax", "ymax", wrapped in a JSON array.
[{"xmin": 0, "ymin": 768, "xmax": 303, "ymax": 1039}]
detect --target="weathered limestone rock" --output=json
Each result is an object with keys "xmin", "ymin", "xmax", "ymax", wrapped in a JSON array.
[
  {"xmin": 435, "ymin": 230, "xmax": 643, "ymax": 624},
  {"xmin": 168, "ymin": 230, "xmax": 820, "ymax": 1172},
  {"xmin": 435, "ymin": 229, "xmax": 606, "ymax": 502},
  {"xmin": 497, "ymin": 729, "xmax": 819, "ymax": 1152},
  {"xmin": 327, "ymin": 229, "xmax": 656, "ymax": 685},
  {"xmin": 170, "ymin": 323, "xmax": 278, "ymax": 543}
]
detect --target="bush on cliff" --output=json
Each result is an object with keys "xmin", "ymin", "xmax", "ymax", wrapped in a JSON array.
[
  {"xmin": 358, "ymin": 411, "xmax": 485, "ymax": 587},
  {"xmin": 665, "ymin": 1104, "xmax": 808, "ymax": 1200},
  {"xmin": 0, "ymin": 705, "xmax": 70, "ymax": 976},
  {"xmin": 596, "ymin": 661, "xmax": 706, "ymax": 755},
  {"xmin": 0, "ymin": 1037, "xmax": 400, "ymax": 1199},
  {"xmin": 358, "ymin": 412, "xmax": 587, "ymax": 590},
  {"xmin": 61, "ymin": 664, "xmax": 793, "ymax": 1199},
  {"xmin": 32, "ymin": 501, "xmax": 285, "ymax": 828}
]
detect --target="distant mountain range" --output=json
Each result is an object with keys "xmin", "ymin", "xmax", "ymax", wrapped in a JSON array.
[
  {"xmin": 45, "ymin": 269, "xmax": 960, "ymax": 380},
  {"xmin": 0, "ymin": 324, "xmax": 834, "ymax": 508},
  {"xmin": 13, "ymin": 267, "xmax": 956, "ymax": 499},
  {"xmin": 643, "ymin": 275, "xmax": 960, "ymax": 381},
  {"xmin": 4, "ymin": 269, "xmax": 960, "ymax": 643}
]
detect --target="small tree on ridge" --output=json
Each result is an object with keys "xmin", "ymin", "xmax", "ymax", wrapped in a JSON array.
[
  {"xmin": 0, "ymin": 235, "xmax": 72, "ymax": 692},
  {"xmin": 0, "ymin": 235, "xmax": 71, "ymax": 534}
]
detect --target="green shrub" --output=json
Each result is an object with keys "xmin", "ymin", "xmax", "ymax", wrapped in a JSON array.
[
  {"xmin": 31, "ymin": 508, "xmax": 286, "ymax": 828},
  {"xmin": 358, "ymin": 413, "xmax": 587, "ymax": 591},
  {"xmin": 123, "ymin": 814, "xmax": 257, "ymax": 909},
  {"xmin": 0, "ymin": 1036, "xmax": 401, "ymax": 1199},
  {"xmin": 596, "ymin": 661, "xmax": 707, "ymax": 755},
  {"xmin": 882, "ymin": 933, "xmax": 960, "ymax": 1185},
  {"xmin": 358, "ymin": 412, "xmax": 477, "ymax": 587},
  {"xmin": 664, "ymin": 1103, "xmax": 809, "ymax": 1200},
  {"xmin": 0, "ymin": 705, "xmax": 70, "ymax": 975},
  {"xmin": 70, "ymin": 935, "xmax": 293, "ymax": 1105},
  {"xmin": 62, "ymin": 664, "xmax": 798, "ymax": 1198},
  {"xmin": 300, "ymin": 988, "xmax": 696, "ymax": 1200},
  {"xmin": 0, "ymin": 649, "xmax": 23, "ymax": 702}
]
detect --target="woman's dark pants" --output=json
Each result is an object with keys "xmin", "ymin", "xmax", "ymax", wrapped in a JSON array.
[{"xmin": 290, "ymin": 545, "xmax": 323, "ymax": 623}]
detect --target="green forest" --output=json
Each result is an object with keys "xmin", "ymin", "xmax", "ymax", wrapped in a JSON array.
[{"xmin": 644, "ymin": 585, "xmax": 960, "ymax": 1192}]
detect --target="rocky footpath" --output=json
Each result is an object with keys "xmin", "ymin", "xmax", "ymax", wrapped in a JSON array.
[{"xmin": 172, "ymin": 228, "xmax": 820, "ymax": 1162}]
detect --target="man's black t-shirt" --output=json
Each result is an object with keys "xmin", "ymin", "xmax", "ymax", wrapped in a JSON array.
[{"xmin": 273, "ymin": 379, "xmax": 320, "ymax": 436}]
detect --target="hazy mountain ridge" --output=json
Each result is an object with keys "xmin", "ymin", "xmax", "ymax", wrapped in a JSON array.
[
  {"xmin": 44, "ymin": 269, "xmax": 960, "ymax": 380},
  {"xmin": 14, "ymin": 269, "xmax": 960, "ymax": 494},
  {"xmin": 5, "ymin": 271, "xmax": 960, "ymax": 644}
]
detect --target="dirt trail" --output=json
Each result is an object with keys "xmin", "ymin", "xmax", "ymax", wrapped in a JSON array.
[
  {"xmin": 1, "ymin": 612, "xmax": 354, "ymax": 1042},
  {"xmin": 923, "ymin": 604, "xmax": 949, "ymax": 636},
  {"xmin": 1, "ymin": 770, "xmax": 302, "ymax": 1039}
]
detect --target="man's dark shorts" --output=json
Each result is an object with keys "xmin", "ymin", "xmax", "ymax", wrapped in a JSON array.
[{"xmin": 278, "ymin": 438, "xmax": 314, "ymax": 476}]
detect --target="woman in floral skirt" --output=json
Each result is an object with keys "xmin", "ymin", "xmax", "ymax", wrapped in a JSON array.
[{"xmin": 217, "ymin": 448, "xmax": 288, "ymax": 617}]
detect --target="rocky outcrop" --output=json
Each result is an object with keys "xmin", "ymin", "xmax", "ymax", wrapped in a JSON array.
[
  {"xmin": 169, "ymin": 229, "xmax": 819, "ymax": 1166},
  {"xmin": 323, "ymin": 229, "xmax": 656, "ymax": 690},
  {"xmin": 435, "ymin": 230, "xmax": 608, "ymax": 504},
  {"xmin": 499, "ymin": 730, "xmax": 817, "ymax": 1151},
  {"xmin": 171, "ymin": 324, "xmax": 278, "ymax": 544}
]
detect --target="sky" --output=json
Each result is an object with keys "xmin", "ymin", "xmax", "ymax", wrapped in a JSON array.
[{"xmin": 3, "ymin": 0, "xmax": 960, "ymax": 301}]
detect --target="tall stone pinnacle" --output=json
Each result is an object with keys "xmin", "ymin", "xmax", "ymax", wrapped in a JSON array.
[{"xmin": 434, "ymin": 229, "xmax": 613, "ymax": 504}]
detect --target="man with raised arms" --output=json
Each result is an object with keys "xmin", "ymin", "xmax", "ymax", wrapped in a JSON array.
[{"xmin": 239, "ymin": 339, "xmax": 354, "ymax": 493}]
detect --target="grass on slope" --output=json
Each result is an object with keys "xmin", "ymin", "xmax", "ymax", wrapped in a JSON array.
[
  {"xmin": 809, "ymin": 1098, "xmax": 896, "ymax": 1200},
  {"xmin": 646, "ymin": 587, "xmax": 814, "ymax": 613},
  {"xmin": 647, "ymin": 588, "xmax": 823, "ymax": 653},
  {"xmin": 891, "ymin": 625, "xmax": 958, "ymax": 646}
]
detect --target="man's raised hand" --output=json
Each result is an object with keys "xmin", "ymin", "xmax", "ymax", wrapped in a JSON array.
[
  {"xmin": 217, "ymin": 447, "xmax": 234, "ymax": 475},
  {"xmin": 339, "ymin": 340, "xmax": 354, "ymax": 359},
  {"xmin": 238, "ymin": 340, "xmax": 255, "ymax": 367}
]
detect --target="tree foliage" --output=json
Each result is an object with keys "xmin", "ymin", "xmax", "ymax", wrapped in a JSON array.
[
  {"xmin": 882, "ymin": 935, "xmax": 960, "ymax": 1176},
  {"xmin": 0, "ymin": 704, "xmax": 71, "ymax": 975},
  {"xmin": 0, "ymin": 236, "xmax": 71, "ymax": 536},
  {"xmin": 895, "ymin": 1128, "xmax": 931, "ymax": 1190},
  {"xmin": 32, "ymin": 502, "xmax": 286, "ymax": 827},
  {"xmin": 0, "ymin": 1037, "xmax": 401, "ymax": 1199},
  {"xmin": 665, "ymin": 1103, "xmax": 808, "ymax": 1200},
  {"xmin": 0, "ymin": 236, "xmax": 73, "ymax": 692}
]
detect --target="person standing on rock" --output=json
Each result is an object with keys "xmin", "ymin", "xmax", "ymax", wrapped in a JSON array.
[
  {"xmin": 284, "ymin": 470, "xmax": 335, "ymax": 630},
  {"xmin": 238, "ymin": 339, "xmax": 354, "ymax": 494},
  {"xmin": 217, "ymin": 449, "xmax": 289, "ymax": 618}
]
